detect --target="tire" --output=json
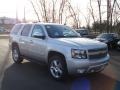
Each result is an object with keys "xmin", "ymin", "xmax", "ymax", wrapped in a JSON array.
[
  {"xmin": 117, "ymin": 46, "xmax": 120, "ymax": 50},
  {"xmin": 108, "ymin": 43, "xmax": 113, "ymax": 49},
  {"xmin": 12, "ymin": 45, "xmax": 23, "ymax": 64},
  {"xmin": 48, "ymin": 55, "xmax": 67, "ymax": 80}
]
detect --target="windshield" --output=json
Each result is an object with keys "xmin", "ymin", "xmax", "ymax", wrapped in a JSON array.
[
  {"xmin": 76, "ymin": 29, "xmax": 88, "ymax": 35},
  {"xmin": 97, "ymin": 34, "xmax": 114, "ymax": 39},
  {"xmin": 45, "ymin": 25, "xmax": 80, "ymax": 38}
]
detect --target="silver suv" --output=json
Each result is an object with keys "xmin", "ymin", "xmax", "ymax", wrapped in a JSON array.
[{"xmin": 9, "ymin": 23, "xmax": 110, "ymax": 80}]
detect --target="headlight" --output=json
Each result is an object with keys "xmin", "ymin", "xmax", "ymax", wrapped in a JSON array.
[
  {"xmin": 102, "ymin": 40, "xmax": 108, "ymax": 43},
  {"xmin": 118, "ymin": 41, "xmax": 120, "ymax": 45},
  {"xmin": 71, "ymin": 49, "xmax": 87, "ymax": 59}
]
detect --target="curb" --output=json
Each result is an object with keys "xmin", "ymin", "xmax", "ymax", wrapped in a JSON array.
[{"xmin": 0, "ymin": 36, "xmax": 9, "ymax": 39}]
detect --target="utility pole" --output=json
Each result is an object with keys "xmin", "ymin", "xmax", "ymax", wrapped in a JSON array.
[
  {"xmin": 16, "ymin": 7, "xmax": 18, "ymax": 23},
  {"xmin": 23, "ymin": 6, "xmax": 26, "ymax": 23},
  {"xmin": 15, "ymin": 1, "xmax": 19, "ymax": 24},
  {"xmin": 107, "ymin": 0, "xmax": 111, "ymax": 33}
]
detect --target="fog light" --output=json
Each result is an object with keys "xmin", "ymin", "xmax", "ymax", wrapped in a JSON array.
[
  {"xmin": 91, "ymin": 70, "xmax": 94, "ymax": 73},
  {"xmin": 77, "ymin": 69, "xmax": 85, "ymax": 74}
]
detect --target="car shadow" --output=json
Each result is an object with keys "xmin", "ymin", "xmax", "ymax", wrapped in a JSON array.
[
  {"xmin": 1, "ymin": 61, "xmax": 120, "ymax": 90},
  {"xmin": 109, "ymin": 49, "xmax": 120, "ymax": 56}
]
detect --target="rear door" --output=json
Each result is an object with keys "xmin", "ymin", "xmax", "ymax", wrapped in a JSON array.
[
  {"xmin": 19, "ymin": 24, "xmax": 32, "ymax": 57},
  {"xmin": 10, "ymin": 24, "xmax": 23, "ymax": 47}
]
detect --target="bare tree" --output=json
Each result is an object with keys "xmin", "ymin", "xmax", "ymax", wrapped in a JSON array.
[
  {"xmin": 97, "ymin": 0, "xmax": 102, "ymax": 23},
  {"xmin": 29, "ymin": 0, "xmax": 83, "ymax": 27},
  {"xmin": 89, "ymin": 0, "xmax": 96, "ymax": 24},
  {"xmin": 110, "ymin": 0, "xmax": 117, "ymax": 32},
  {"xmin": 39, "ymin": 0, "xmax": 49, "ymax": 22},
  {"xmin": 116, "ymin": 0, "xmax": 120, "ymax": 10},
  {"xmin": 30, "ymin": 1, "xmax": 40, "ymax": 22},
  {"xmin": 67, "ymin": 1, "xmax": 79, "ymax": 28},
  {"xmin": 97, "ymin": 0, "xmax": 102, "ymax": 32},
  {"xmin": 30, "ymin": 0, "xmax": 69, "ymax": 23},
  {"xmin": 86, "ymin": 9, "xmax": 91, "ymax": 29},
  {"xmin": 51, "ymin": 0, "xmax": 57, "ymax": 22},
  {"xmin": 58, "ymin": 0, "xmax": 66, "ymax": 24}
]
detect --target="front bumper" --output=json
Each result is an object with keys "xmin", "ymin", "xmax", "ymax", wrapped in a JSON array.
[{"xmin": 66, "ymin": 54, "xmax": 110, "ymax": 74}]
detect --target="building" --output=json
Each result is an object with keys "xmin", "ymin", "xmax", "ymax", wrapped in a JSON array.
[{"xmin": 0, "ymin": 17, "xmax": 17, "ymax": 24}]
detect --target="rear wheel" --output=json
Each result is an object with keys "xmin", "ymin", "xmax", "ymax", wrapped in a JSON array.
[
  {"xmin": 48, "ymin": 55, "xmax": 67, "ymax": 80},
  {"xmin": 12, "ymin": 45, "xmax": 23, "ymax": 64}
]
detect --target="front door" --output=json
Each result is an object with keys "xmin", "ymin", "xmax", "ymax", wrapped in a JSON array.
[{"xmin": 28, "ymin": 25, "xmax": 47, "ymax": 61}]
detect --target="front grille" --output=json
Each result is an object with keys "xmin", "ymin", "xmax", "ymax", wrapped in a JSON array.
[{"xmin": 88, "ymin": 47, "xmax": 107, "ymax": 60}]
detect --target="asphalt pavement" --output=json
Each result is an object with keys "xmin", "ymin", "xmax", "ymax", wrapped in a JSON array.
[
  {"xmin": 0, "ymin": 39, "xmax": 9, "ymax": 89},
  {"xmin": 0, "ymin": 39, "xmax": 120, "ymax": 90}
]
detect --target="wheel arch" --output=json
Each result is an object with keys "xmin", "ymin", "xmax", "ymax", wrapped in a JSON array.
[
  {"xmin": 48, "ymin": 50, "xmax": 68, "ymax": 78},
  {"xmin": 48, "ymin": 51, "xmax": 67, "ymax": 64},
  {"xmin": 12, "ymin": 42, "xmax": 19, "ymax": 48}
]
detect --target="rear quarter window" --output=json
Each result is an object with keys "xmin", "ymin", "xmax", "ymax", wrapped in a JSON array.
[{"xmin": 11, "ymin": 24, "xmax": 23, "ymax": 35}]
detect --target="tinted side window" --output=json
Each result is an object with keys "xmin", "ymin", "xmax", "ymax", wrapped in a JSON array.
[
  {"xmin": 11, "ymin": 24, "xmax": 22, "ymax": 35},
  {"xmin": 31, "ymin": 25, "xmax": 44, "ymax": 37},
  {"xmin": 21, "ymin": 24, "xmax": 32, "ymax": 36},
  {"xmin": 113, "ymin": 34, "xmax": 118, "ymax": 39}
]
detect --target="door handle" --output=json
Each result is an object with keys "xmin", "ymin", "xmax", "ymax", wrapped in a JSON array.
[{"xmin": 29, "ymin": 40, "xmax": 33, "ymax": 44}]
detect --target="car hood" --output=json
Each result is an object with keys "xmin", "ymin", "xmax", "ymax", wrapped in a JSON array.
[
  {"xmin": 95, "ymin": 38, "xmax": 113, "ymax": 43},
  {"xmin": 95, "ymin": 38, "xmax": 107, "ymax": 41},
  {"xmin": 51, "ymin": 38, "xmax": 107, "ymax": 49}
]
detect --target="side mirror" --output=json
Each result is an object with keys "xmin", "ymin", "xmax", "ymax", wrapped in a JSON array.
[{"xmin": 32, "ymin": 32, "xmax": 45, "ymax": 39}]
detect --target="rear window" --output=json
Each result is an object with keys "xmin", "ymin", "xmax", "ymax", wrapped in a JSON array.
[
  {"xmin": 11, "ymin": 24, "xmax": 23, "ymax": 35},
  {"xmin": 21, "ymin": 24, "xmax": 32, "ymax": 36},
  {"xmin": 97, "ymin": 33, "xmax": 118, "ymax": 39}
]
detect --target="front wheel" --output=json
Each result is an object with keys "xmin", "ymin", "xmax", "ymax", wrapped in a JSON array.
[
  {"xmin": 48, "ymin": 55, "xmax": 67, "ymax": 80},
  {"xmin": 117, "ymin": 46, "xmax": 120, "ymax": 50}
]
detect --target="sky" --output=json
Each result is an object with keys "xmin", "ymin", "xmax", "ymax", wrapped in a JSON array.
[
  {"xmin": 0, "ymin": 0, "xmax": 100, "ymax": 26},
  {"xmin": 0, "ymin": 0, "xmax": 89, "ymax": 16},
  {"xmin": 0, "ymin": 0, "xmax": 33, "ymax": 20}
]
